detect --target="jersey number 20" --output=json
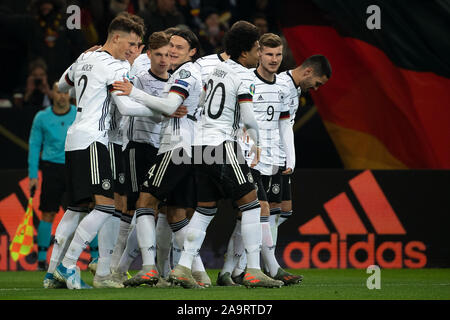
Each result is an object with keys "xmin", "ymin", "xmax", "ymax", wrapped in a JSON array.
[{"xmin": 204, "ymin": 79, "xmax": 225, "ymax": 119}]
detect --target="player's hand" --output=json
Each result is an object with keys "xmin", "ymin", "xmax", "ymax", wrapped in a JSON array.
[
  {"xmin": 282, "ymin": 168, "xmax": 293, "ymax": 175},
  {"xmin": 250, "ymin": 146, "xmax": 261, "ymax": 168},
  {"xmin": 84, "ymin": 45, "xmax": 102, "ymax": 53},
  {"xmin": 113, "ymin": 78, "xmax": 133, "ymax": 96},
  {"xmin": 29, "ymin": 178, "xmax": 38, "ymax": 197},
  {"xmin": 169, "ymin": 105, "xmax": 188, "ymax": 118}
]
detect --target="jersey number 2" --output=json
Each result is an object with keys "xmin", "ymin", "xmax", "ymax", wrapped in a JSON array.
[{"xmin": 78, "ymin": 75, "xmax": 88, "ymax": 103}]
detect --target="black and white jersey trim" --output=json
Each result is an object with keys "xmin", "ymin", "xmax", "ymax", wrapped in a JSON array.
[
  {"xmin": 90, "ymin": 142, "xmax": 100, "ymax": 185},
  {"xmin": 225, "ymin": 141, "xmax": 246, "ymax": 185}
]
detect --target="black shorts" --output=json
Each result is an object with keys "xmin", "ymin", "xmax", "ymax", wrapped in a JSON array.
[
  {"xmin": 250, "ymin": 168, "xmax": 268, "ymax": 202},
  {"xmin": 39, "ymin": 161, "xmax": 68, "ymax": 212},
  {"xmin": 109, "ymin": 143, "xmax": 126, "ymax": 196},
  {"xmin": 65, "ymin": 141, "xmax": 114, "ymax": 206},
  {"xmin": 165, "ymin": 170, "xmax": 197, "ymax": 209},
  {"xmin": 124, "ymin": 141, "xmax": 159, "ymax": 210},
  {"xmin": 195, "ymin": 141, "xmax": 255, "ymax": 203},
  {"xmin": 281, "ymin": 172, "xmax": 292, "ymax": 201},
  {"xmin": 263, "ymin": 169, "xmax": 283, "ymax": 203},
  {"xmin": 140, "ymin": 147, "xmax": 196, "ymax": 208}
]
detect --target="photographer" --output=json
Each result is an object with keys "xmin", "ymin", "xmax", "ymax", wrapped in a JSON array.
[{"xmin": 24, "ymin": 58, "xmax": 52, "ymax": 111}]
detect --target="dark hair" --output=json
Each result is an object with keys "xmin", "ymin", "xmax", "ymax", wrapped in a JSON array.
[
  {"xmin": 171, "ymin": 29, "xmax": 202, "ymax": 61},
  {"xmin": 301, "ymin": 54, "xmax": 332, "ymax": 79},
  {"xmin": 225, "ymin": 21, "xmax": 259, "ymax": 61},
  {"xmin": 148, "ymin": 31, "xmax": 170, "ymax": 50},
  {"xmin": 116, "ymin": 11, "xmax": 146, "ymax": 35},
  {"xmin": 29, "ymin": 57, "xmax": 47, "ymax": 73},
  {"xmin": 108, "ymin": 14, "xmax": 145, "ymax": 39}
]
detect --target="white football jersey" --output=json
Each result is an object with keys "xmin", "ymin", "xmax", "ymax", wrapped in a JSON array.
[
  {"xmin": 108, "ymin": 103, "xmax": 124, "ymax": 145},
  {"xmin": 130, "ymin": 53, "xmax": 151, "ymax": 78},
  {"xmin": 194, "ymin": 59, "xmax": 255, "ymax": 147},
  {"xmin": 276, "ymin": 70, "xmax": 301, "ymax": 163},
  {"xmin": 64, "ymin": 50, "xmax": 131, "ymax": 151},
  {"xmin": 158, "ymin": 61, "xmax": 202, "ymax": 157},
  {"xmin": 277, "ymin": 70, "xmax": 300, "ymax": 124},
  {"xmin": 194, "ymin": 53, "xmax": 226, "ymax": 86},
  {"xmin": 193, "ymin": 53, "xmax": 226, "ymax": 120},
  {"xmin": 122, "ymin": 69, "xmax": 169, "ymax": 149},
  {"xmin": 239, "ymin": 70, "xmax": 291, "ymax": 175}
]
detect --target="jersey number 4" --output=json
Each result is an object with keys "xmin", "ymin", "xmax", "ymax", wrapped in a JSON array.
[{"xmin": 147, "ymin": 164, "xmax": 156, "ymax": 180}]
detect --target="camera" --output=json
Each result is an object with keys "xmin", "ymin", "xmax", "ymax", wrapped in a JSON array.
[{"xmin": 34, "ymin": 78, "xmax": 42, "ymax": 86}]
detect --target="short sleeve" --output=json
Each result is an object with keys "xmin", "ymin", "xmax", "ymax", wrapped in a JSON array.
[
  {"xmin": 279, "ymin": 81, "xmax": 291, "ymax": 113},
  {"xmin": 169, "ymin": 67, "xmax": 198, "ymax": 100},
  {"xmin": 237, "ymin": 74, "xmax": 254, "ymax": 104},
  {"xmin": 65, "ymin": 64, "xmax": 75, "ymax": 86},
  {"xmin": 106, "ymin": 61, "xmax": 131, "ymax": 93}
]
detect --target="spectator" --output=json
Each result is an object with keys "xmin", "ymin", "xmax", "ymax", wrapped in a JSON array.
[
  {"xmin": 252, "ymin": 12, "xmax": 269, "ymax": 36},
  {"xmin": 29, "ymin": 0, "xmax": 87, "ymax": 84},
  {"xmin": 198, "ymin": 7, "xmax": 228, "ymax": 55},
  {"xmin": 23, "ymin": 58, "xmax": 52, "ymax": 111},
  {"xmin": 0, "ymin": 4, "xmax": 35, "ymax": 101},
  {"xmin": 138, "ymin": 0, "xmax": 185, "ymax": 37}
]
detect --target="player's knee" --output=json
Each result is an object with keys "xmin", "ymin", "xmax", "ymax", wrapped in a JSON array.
[
  {"xmin": 260, "ymin": 201, "xmax": 270, "ymax": 216},
  {"xmin": 281, "ymin": 200, "xmax": 292, "ymax": 212},
  {"xmin": 236, "ymin": 190, "xmax": 258, "ymax": 207},
  {"xmin": 136, "ymin": 192, "xmax": 158, "ymax": 209}
]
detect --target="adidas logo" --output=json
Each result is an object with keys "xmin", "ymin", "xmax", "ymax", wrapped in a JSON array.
[
  {"xmin": 283, "ymin": 171, "xmax": 427, "ymax": 269},
  {"xmin": 257, "ymin": 95, "xmax": 264, "ymax": 101}
]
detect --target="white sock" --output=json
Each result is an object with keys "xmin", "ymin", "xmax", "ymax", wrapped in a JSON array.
[
  {"xmin": 116, "ymin": 222, "xmax": 139, "ymax": 273},
  {"xmin": 233, "ymin": 252, "xmax": 247, "ymax": 277},
  {"xmin": 269, "ymin": 214, "xmax": 279, "ymax": 244},
  {"xmin": 177, "ymin": 208, "xmax": 215, "ymax": 269},
  {"xmin": 192, "ymin": 253, "xmax": 206, "ymax": 272},
  {"xmin": 171, "ymin": 239, "xmax": 182, "ymax": 268},
  {"xmin": 48, "ymin": 207, "xmax": 87, "ymax": 274},
  {"xmin": 110, "ymin": 213, "xmax": 132, "ymax": 272},
  {"xmin": 136, "ymin": 208, "xmax": 156, "ymax": 267},
  {"xmin": 156, "ymin": 213, "xmax": 173, "ymax": 277},
  {"xmin": 278, "ymin": 210, "xmax": 292, "ymax": 227},
  {"xmin": 240, "ymin": 201, "xmax": 262, "ymax": 270},
  {"xmin": 62, "ymin": 206, "xmax": 114, "ymax": 268},
  {"xmin": 220, "ymin": 219, "xmax": 242, "ymax": 276},
  {"xmin": 96, "ymin": 213, "xmax": 121, "ymax": 277},
  {"xmin": 170, "ymin": 218, "xmax": 190, "ymax": 267},
  {"xmin": 261, "ymin": 219, "xmax": 280, "ymax": 277}
]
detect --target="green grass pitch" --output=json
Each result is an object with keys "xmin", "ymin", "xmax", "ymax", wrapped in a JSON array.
[{"xmin": 0, "ymin": 269, "xmax": 449, "ymax": 300}]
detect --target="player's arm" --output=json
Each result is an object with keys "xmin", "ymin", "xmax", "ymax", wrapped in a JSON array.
[
  {"xmin": 279, "ymin": 112, "xmax": 295, "ymax": 174},
  {"xmin": 110, "ymin": 90, "xmax": 163, "ymax": 121},
  {"xmin": 58, "ymin": 64, "xmax": 75, "ymax": 93},
  {"xmin": 28, "ymin": 113, "xmax": 43, "ymax": 193},
  {"xmin": 113, "ymin": 78, "xmax": 185, "ymax": 116},
  {"xmin": 240, "ymin": 99, "xmax": 261, "ymax": 167}
]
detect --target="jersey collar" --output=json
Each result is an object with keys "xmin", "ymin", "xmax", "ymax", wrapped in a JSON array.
[
  {"xmin": 287, "ymin": 70, "xmax": 299, "ymax": 89},
  {"xmin": 254, "ymin": 69, "xmax": 276, "ymax": 85},
  {"xmin": 148, "ymin": 69, "xmax": 169, "ymax": 82},
  {"xmin": 170, "ymin": 60, "xmax": 191, "ymax": 74}
]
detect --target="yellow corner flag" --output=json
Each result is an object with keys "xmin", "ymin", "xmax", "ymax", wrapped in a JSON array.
[{"xmin": 9, "ymin": 197, "xmax": 35, "ymax": 261}]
